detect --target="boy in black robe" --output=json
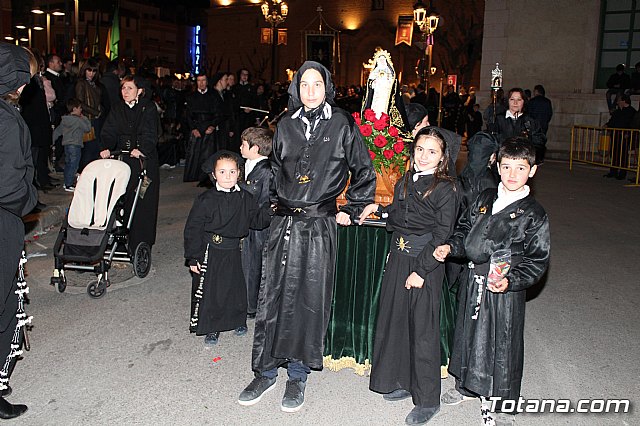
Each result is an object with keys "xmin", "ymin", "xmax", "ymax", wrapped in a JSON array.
[
  {"xmin": 434, "ymin": 137, "xmax": 550, "ymax": 426},
  {"xmin": 238, "ymin": 61, "xmax": 376, "ymax": 412},
  {"xmin": 184, "ymin": 151, "xmax": 270, "ymax": 346},
  {"xmin": 238, "ymin": 127, "xmax": 273, "ymax": 319}
]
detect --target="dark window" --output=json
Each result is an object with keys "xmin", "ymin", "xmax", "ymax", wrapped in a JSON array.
[
  {"xmin": 596, "ymin": 0, "xmax": 640, "ymax": 87},
  {"xmin": 371, "ymin": 0, "xmax": 384, "ymax": 11}
]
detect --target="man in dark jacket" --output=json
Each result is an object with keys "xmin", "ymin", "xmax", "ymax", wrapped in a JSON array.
[
  {"xmin": 604, "ymin": 93, "xmax": 636, "ymax": 180},
  {"xmin": 606, "ymin": 64, "xmax": 631, "ymax": 112},
  {"xmin": 527, "ymin": 85, "xmax": 553, "ymax": 135},
  {"xmin": 238, "ymin": 61, "xmax": 376, "ymax": 413}
]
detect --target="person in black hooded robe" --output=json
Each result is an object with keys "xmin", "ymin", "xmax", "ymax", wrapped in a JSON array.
[
  {"xmin": 0, "ymin": 43, "xmax": 38, "ymax": 420},
  {"xmin": 238, "ymin": 61, "xmax": 376, "ymax": 412}
]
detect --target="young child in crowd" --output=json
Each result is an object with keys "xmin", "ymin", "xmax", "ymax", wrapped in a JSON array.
[
  {"xmin": 434, "ymin": 137, "xmax": 550, "ymax": 426},
  {"xmin": 359, "ymin": 127, "xmax": 459, "ymax": 426},
  {"xmin": 184, "ymin": 150, "xmax": 271, "ymax": 346},
  {"xmin": 238, "ymin": 127, "xmax": 273, "ymax": 319},
  {"xmin": 52, "ymin": 98, "xmax": 91, "ymax": 192}
]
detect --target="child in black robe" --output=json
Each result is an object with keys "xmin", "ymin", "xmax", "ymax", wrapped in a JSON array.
[
  {"xmin": 359, "ymin": 127, "xmax": 458, "ymax": 426},
  {"xmin": 434, "ymin": 137, "xmax": 550, "ymax": 425},
  {"xmin": 184, "ymin": 150, "xmax": 270, "ymax": 346},
  {"xmin": 238, "ymin": 127, "xmax": 273, "ymax": 319}
]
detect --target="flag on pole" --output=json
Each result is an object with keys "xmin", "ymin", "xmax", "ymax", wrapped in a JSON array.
[{"xmin": 105, "ymin": 6, "xmax": 120, "ymax": 60}]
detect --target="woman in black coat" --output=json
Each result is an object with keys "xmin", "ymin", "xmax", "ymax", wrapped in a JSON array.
[
  {"xmin": 493, "ymin": 88, "xmax": 546, "ymax": 164},
  {"xmin": 0, "ymin": 43, "xmax": 38, "ymax": 419},
  {"xmin": 100, "ymin": 75, "xmax": 160, "ymax": 255}
]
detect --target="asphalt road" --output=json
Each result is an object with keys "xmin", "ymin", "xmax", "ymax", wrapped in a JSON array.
[{"xmin": 10, "ymin": 161, "xmax": 639, "ymax": 425}]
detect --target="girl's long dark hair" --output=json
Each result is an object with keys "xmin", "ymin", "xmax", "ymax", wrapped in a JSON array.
[{"xmin": 402, "ymin": 126, "xmax": 456, "ymax": 199}]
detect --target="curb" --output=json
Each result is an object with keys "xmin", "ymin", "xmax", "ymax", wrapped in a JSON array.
[{"xmin": 24, "ymin": 205, "xmax": 66, "ymax": 241}]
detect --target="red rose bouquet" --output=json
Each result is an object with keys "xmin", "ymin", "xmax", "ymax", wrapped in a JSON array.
[{"xmin": 353, "ymin": 108, "xmax": 408, "ymax": 174}]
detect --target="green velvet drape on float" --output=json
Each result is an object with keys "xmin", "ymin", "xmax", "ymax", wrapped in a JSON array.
[{"xmin": 324, "ymin": 224, "xmax": 458, "ymax": 376}]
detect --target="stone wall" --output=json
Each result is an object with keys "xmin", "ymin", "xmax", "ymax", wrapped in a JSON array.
[{"xmin": 480, "ymin": 0, "xmax": 606, "ymax": 157}]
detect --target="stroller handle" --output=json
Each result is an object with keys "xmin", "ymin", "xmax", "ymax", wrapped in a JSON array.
[{"xmin": 108, "ymin": 150, "xmax": 147, "ymax": 166}]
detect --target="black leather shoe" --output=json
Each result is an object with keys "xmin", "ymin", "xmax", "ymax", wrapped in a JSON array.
[
  {"xmin": 0, "ymin": 396, "xmax": 27, "ymax": 420},
  {"xmin": 0, "ymin": 386, "xmax": 11, "ymax": 397}
]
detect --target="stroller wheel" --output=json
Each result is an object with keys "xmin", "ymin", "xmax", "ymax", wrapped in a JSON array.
[
  {"xmin": 54, "ymin": 277, "xmax": 67, "ymax": 293},
  {"xmin": 133, "ymin": 242, "xmax": 152, "ymax": 278},
  {"xmin": 87, "ymin": 280, "xmax": 106, "ymax": 299}
]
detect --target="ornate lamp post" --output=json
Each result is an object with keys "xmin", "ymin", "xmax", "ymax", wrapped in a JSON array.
[
  {"xmin": 261, "ymin": 0, "xmax": 288, "ymax": 83},
  {"xmin": 413, "ymin": 0, "xmax": 439, "ymax": 88}
]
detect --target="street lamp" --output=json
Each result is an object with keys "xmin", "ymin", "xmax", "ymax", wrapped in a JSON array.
[
  {"xmin": 261, "ymin": 0, "xmax": 288, "ymax": 83},
  {"xmin": 413, "ymin": 0, "xmax": 439, "ymax": 88},
  {"xmin": 32, "ymin": 3, "xmax": 66, "ymax": 54}
]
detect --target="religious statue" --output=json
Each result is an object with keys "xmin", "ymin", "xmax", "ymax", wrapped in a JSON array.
[{"xmin": 361, "ymin": 48, "xmax": 411, "ymax": 138}]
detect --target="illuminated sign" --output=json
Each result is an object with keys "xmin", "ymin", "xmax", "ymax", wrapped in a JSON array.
[{"xmin": 192, "ymin": 25, "xmax": 202, "ymax": 74}]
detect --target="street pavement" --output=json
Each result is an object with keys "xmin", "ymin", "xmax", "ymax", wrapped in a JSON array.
[{"xmin": 10, "ymin": 160, "xmax": 639, "ymax": 425}]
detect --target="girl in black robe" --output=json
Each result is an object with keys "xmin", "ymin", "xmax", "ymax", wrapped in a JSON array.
[
  {"xmin": 184, "ymin": 151, "xmax": 270, "ymax": 345},
  {"xmin": 100, "ymin": 75, "xmax": 160, "ymax": 255},
  {"xmin": 359, "ymin": 127, "xmax": 458, "ymax": 425}
]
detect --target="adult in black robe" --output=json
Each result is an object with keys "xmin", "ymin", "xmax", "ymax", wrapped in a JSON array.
[
  {"xmin": 184, "ymin": 179, "xmax": 269, "ymax": 336},
  {"xmin": 445, "ymin": 188, "xmax": 550, "ymax": 403},
  {"xmin": 245, "ymin": 61, "xmax": 375, "ymax": 396},
  {"xmin": 0, "ymin": 43, "xmax": 37, "ymax": 419},
  {"xmin": 100, "ymin": 76, "xmax": 160, "ymax": 254},
  {"xmin": 184, "ymin": 75, "xmax": 221, "ymax": 182}
]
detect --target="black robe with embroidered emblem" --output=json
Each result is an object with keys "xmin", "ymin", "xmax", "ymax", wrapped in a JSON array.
[
  {"xmin": 184, "ymin": 187, "xmax": 270, "ymax": 334},
  {"xmin": 369, "ymin": 173, "xmax": 458, "ymax": 408},
  {"xmin": 251, "ymin": 61, "xmax": 376, "ymax": 373},
  {"xmin": 446, "ymin": 188, "xmax": 550, "ymax": 401}
]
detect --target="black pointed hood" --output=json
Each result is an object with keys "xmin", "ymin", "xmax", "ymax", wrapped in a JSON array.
[{"xmin": 287, "ymin": 61, "xmax": 335, "ymax": 111}]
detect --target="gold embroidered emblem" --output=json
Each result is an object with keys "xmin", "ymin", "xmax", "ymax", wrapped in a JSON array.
[
  {"xmin": 479, "ymin": 206, "xmax": 487, "ymax": 214},
  {"xmin": 396, "ymin": 236, "xmax": 411, "ymax": 253},
  {"xmin": 298, "ymin": 175, "xmax": 311, "ymax": 184},
  {"xmin": 211, "ymin": 234, "xmax": 223, "ymax": 244},
  {"xmin": 292, "ymin": 207, "xmax": 305, "ymax": 213}
]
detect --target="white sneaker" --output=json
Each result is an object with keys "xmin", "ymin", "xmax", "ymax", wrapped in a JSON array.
[{"xmin": 63, "ymin": 186, "xmax": 75, "ymax": 192}]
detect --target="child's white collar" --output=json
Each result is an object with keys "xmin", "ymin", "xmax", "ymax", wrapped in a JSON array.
[
  {"xmin": 215, "ymin": 183, "xmax": 240, "ymax": 192},
  {"xmin": 492, "ymin": 183, "xmax": 529, "ymax": 215}
]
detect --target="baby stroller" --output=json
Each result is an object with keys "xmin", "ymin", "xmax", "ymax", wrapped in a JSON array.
[{"xmin": 50, "ymin": 154, "xmax": 152, "ymax": 298}]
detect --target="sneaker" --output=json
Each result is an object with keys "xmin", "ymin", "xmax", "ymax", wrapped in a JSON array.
[
  {"xmin": 405, "ymin": 405, "xmax": 440, "ymax": 425},
  {"xmin": 281, "ymin": 379, "xmax": 306, "ymax": 412},
  {"xmin": 494, "ymin": 412, "xmax": 516, "ymax": 426},
  {"xmin": 63, "ymin": 185, "xmax": 75, "ymax": 192},
  {"xmin": 204, "ymin": 332, "xmax": 219, "ymax": 347},
  {"xmin": 234, "ymin": 326, "xmax": 248, "ymax": 336},
  {"xmin": 238, "ymin": 376, "xmax": 277, "ymax": 406},
  {"xmin": 441, "ymin": 388, "xmax": 476, "ymax": 406},
  {"xmin": 383, "ymin": 388, "xmax": 412, "ymax": 401}
]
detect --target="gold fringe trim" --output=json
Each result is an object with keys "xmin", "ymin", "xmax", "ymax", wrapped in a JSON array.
[
  {"xmin": 441, "ymin": 365, "xmax": 449, "ymax": 379},
  {"xmin": 322, "ymin": 355, "xmax": 450, "ymax": 379},
  {"xmin": 323, "ymin": 355, "xmax": 371, "ymax": 376}
]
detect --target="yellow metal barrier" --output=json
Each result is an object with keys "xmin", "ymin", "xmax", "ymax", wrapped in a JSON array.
[{"xmin": 570, "ymin": 125, "xmax": 640, "ymax": 186}]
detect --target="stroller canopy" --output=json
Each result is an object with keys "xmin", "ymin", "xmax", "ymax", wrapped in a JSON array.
[{"xmin": 68, "ymin": 159, "xmax": 131, "ymax": 230}]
